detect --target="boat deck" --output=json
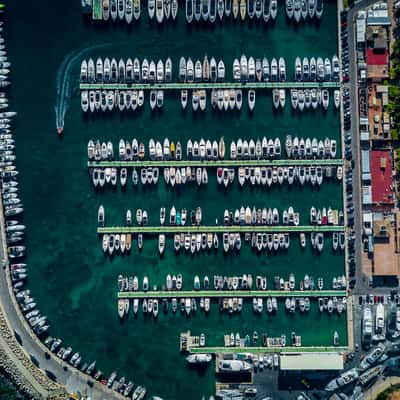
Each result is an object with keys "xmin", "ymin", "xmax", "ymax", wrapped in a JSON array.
[
  {"xmin": 98, "ymin": 225, "xmax": 345, "ymax": 234},
  {"xmin": 191, "ymin": 346, "xmax": 348, "ymax": 354},
  {"xmin": 117, "ymin": 289, "xmax": 347, "ymax": 299},
  {"xmin": 88, "ymin": 159, "xmax": 343, "ymax": 168},
  {"xmin": 80, "ymin": 81, "xmax": 341, "ymax": 90},
  {"xmin": 92, "ymin": 0, "xmax": 102, "ymax": 20}
]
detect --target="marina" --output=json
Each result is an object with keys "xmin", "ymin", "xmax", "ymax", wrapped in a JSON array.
[{"xmin": 6, "ymin": 0, "xmax": 346, "ymax": 398}]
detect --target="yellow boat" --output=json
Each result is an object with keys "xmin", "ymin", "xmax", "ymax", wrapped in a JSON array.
[
  {"xmin": 240, "ymin": 0, "xmax": 246, "ymax": 20},
  {"xmin": 126, "ymin": 234, "xmax": 132, "ymax": 251},
  {"xmin": 170, "ymin": 141, "xmax": 176, "ymax": 158},
  {"xmin": 218, "ymin": 136, "xmax": 225, "ymax": 159}
]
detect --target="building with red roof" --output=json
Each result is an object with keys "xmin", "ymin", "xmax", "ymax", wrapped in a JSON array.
[
  {"xmin": 366, "ymin": 48, "xmax": 389, "ymax": 79},
  {"xmin": 370, "ymin": 150, "xmax": 394, "ymax": 208},
  {"xmin": 366, "ymin": 48, "xmax": 388, "ymax": 65}
]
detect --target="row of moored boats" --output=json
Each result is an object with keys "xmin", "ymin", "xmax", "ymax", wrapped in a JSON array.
[
  {"xmin": 91, "ymin": 164, "xmax": 342, "ymax": 189},
  {"xmin": 81, "ymin": 87, "xmax": 257, "ymax": 112},
  {"xmin": 80, "ymin": 54, "xmax": 338, "ymax": 84},
  {"xmin": 118, "ymin": 272, "xmax": 346, "ymax": 292},
  {"xmin": 0, "ymin": 35, "xmax": 49, "ymax": 336},
  {"xmin": 99, "ymin": 204, "xmax": 343, "ymax": 228},
  {"xmin": 118, "ymin": 295, "xmax": 341, "ymax": 318},
  {"xmin": 98, "ymin": 0, "xmax": 323, "ymax": 23},
  {"xmin": 289, "ymin": 88, "xmax": 339, "ymax": 111},
  {"xmin": 89, "ymin": 136, "xmax": 338, "ymax": 161},
  {"xmin": 82, "ymin": 86, "xmax": 338, "ymax": 113},
  {"xmin": 102, "ymin": 230, "xmax": 343, "ymax": 255}
]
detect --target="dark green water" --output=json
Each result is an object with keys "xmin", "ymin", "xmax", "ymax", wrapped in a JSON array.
[{"xmin": 6, "ymin": 1, "xmax": 345, "ymax": 398}]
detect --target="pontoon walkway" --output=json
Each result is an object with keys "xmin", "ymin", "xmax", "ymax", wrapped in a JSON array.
[
  {"xmin": 191, "ymin": 346, "xmax": 348, "ymax": 354},
  {"xmin": 80, "ymin": 81, "xmax": 340, "ymax": 90},
  {"xmin": 118, "ymin": 290, "xmax": 346, "ymax": 299},
  {"xmin": 99, "ymin": 225, "xmax": 345, "ymax": 235},
  {"xmin": 88, "ymin": 159, "xmax": 343, "ymax": 168}
]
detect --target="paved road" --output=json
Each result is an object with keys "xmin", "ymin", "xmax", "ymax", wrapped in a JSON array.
[
  {"xmin": 0, "ymin": 2, "xmax": 387, "ymax": 400},
  {"xmin": 0, "ymin": 204, "xmax": 124, "ymax": 399},
  {"xmin": 346, "ymin": 0, "xmax": 381, "ymax": 296}
]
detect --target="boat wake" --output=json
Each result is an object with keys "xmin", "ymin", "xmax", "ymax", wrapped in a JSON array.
[
  {"xmin": 55, "ymin": 42, "xmax": 125, "ymax": 134},
  {"xmin": 55, "ymin": 49, "xmax": 83, "ymax": 135}
]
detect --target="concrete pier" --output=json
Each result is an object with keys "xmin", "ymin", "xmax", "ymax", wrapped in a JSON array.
[
  {"xmin": 88, "ymin": 159, "xmax": 344, "ymax": 168},
  {"xmin": 80, "ymin": 81, "xmax": 341, "ymax": 90},
  {"xmin": 98, "ymin": 225, "xmax": 345, "ymax": 234},
  {"xmin": 117, "ymin": 289, "xmax": 347, "ymax": 299}
]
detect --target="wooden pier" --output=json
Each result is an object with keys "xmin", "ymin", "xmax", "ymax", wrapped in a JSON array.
[
  {"xmin": 80, "ymin": 81, "xmax": 340, "ymax": 90},
  {"xmin": 98, "ymin": 225, "xmax": 345, "ymax": 235},
  {"xmin": 117, "ymin": 289, "xmax": 347, "ymax": 299},
  {"xmin": 88, "ymin": 159, "xmax": 343, "ymax": 168}
]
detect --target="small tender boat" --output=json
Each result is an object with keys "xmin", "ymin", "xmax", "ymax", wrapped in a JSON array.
[
  {"xmin": 156, "ymin": 0, "xmax": 164, "ymax": 22},
  {"xmin": 186, "ymin": 0, "xmax": 194, "ymax": 21},
  {"xmin": 217, "ymin": 0, "xmax": 224, "ymax": 19},
  {"xmin": 247, "ymin": 0, "xmax": 255, "ymax": 18},
  {"xmin": 248, "ymin": 89, "xmax": 255, "ymax": 111},
  {"xmin": 158, "ymin": 234, "xmax": 165, "ymax": 255}
]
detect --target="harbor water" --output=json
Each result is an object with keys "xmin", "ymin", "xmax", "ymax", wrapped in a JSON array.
[{"xmin": 6, "ymin": 0, "xmax": 344, "ymax": 398}]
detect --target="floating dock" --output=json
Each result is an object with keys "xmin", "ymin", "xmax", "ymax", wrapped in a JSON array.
[
  {"xmin": 80, "ymin": 81, "xmax": 340, "ymax": 90},
  {"xmin": 190, "ymin": 346, "xmax": 348, "ymax": 354},
  {"xmin": 117, "ymin": 289, "xmax": 347, "ymax": 299},
  {"xmin": 88, "ymin": 159, "xmax": 343, "ymax": 168},
  {"xmin": 98, "ymin": 225, "xmax": 345, "ymax": 234}
]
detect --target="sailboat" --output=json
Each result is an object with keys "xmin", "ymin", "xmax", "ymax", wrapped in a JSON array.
[
  {"xmin": 255, "ymin": 0, "xmax": 262, "ymax": 18},
  {"xmin": 240, "ymin": 0, "xmax": 246, "ymax": 19},
  {"xmin": 247, "ymin": 0, "xmax": 255, "ymax": 18},
  {"xmin": 156, "ymin": 0, "xmax": 164, "ymax": 22},
  {"xmin": 148, "ymin": 0, "xmax": 156, "ymax": 18},
  {"xmin": 201, "ymin": 0, "xmax": 209, "ymax": 19},
  {"xmin": 186, "ymin": 0, "xmax": 194, "ymax": 21},
  {"xmin": 217, "ymin": 0, "xmax": 224, "ymax": 19},
  {"xmin": 270, "ymin": 0, "xmax": 277, "ymax": 18},
  {"xmin": 133, "ymin": 0, "xmax": 140, "ymax": 20},
  {"xmin": 225, "ymin": 0, "xmax": 232, "ymax": 15},
  {"xmin": 263, "ymin": 0, "xmax": 270, "ymax": 21},
  {"xmin": 233, "ymin": 0, "xmax": 239, "ymax": 17},
  {"xmin": 171, "ymin": 0, "xmax": 178, "ymax": 19},
  {"xmin": 210, "ymin": 0, "xmax": 217, "ymax": 21}
]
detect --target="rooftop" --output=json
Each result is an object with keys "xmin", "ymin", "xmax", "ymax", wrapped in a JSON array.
[
  {"xmin": 368, "ymin": 85, "xmax": 390, "ymax": 139},
  {"xmin": 367, "ymin": 48, "xmax": 388, "ymax": 65},
  {"xmin": 367, "ymin": 48, "xmax": 389, "ymax": 79},
  {"xmin": 280, "ymin": 352, "xmax": 344, "ymax": 371},
  {"xmin": 370, "ymin": 150, "xmax": 394, "ymax": 204},
  {"xmin": 373, "ymin": 221, "xmax": 400, "ymax": 276}
]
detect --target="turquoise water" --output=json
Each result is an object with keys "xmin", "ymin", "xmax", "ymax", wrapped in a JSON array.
[{"xmin": 6, "ymin": 0, "xmax": 345, "ymax": 398}]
